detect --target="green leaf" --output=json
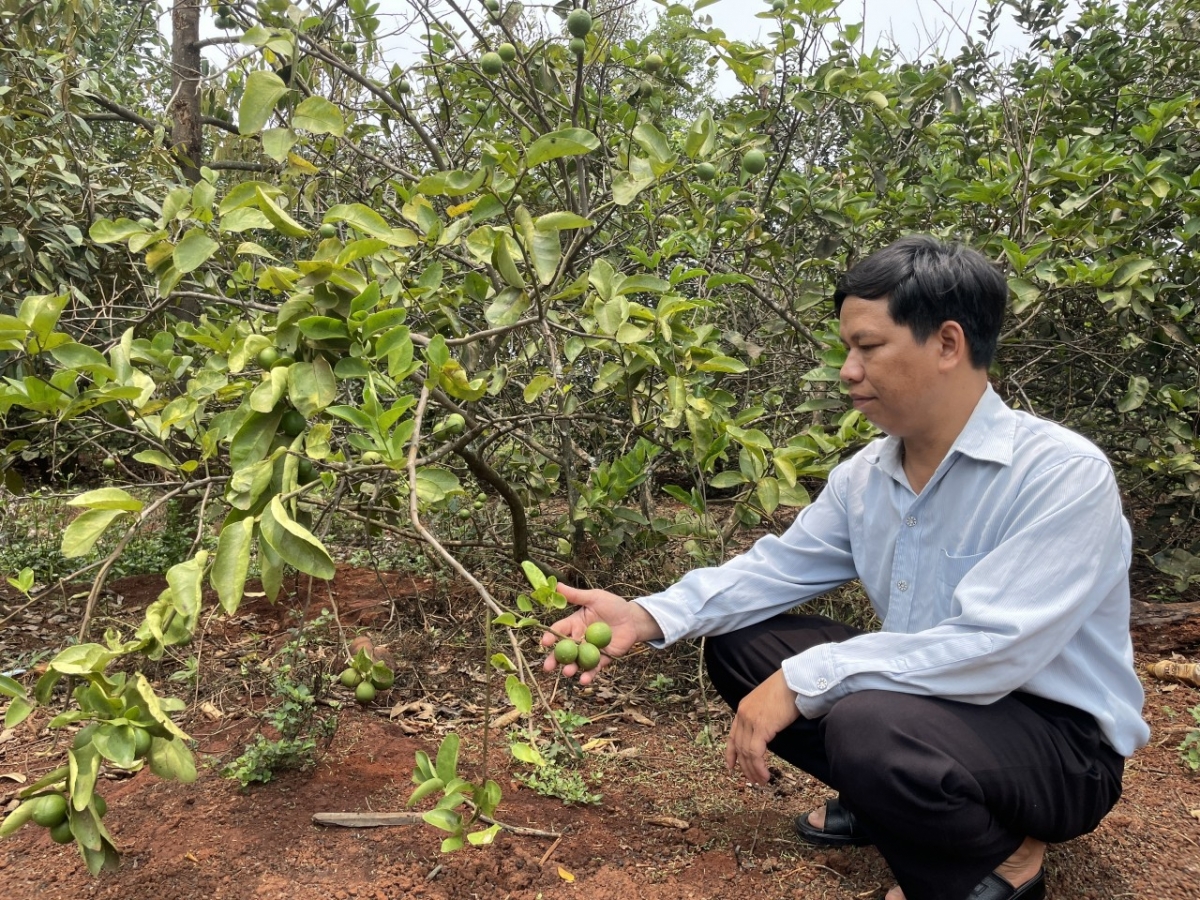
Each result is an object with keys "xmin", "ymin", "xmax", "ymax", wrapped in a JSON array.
[
  {"xmin": 632, "ymin": 123, "xmax": 676, "ymax": 172},
  {"xmin": 293, "ymin": 96, "xmax": 345, "ymax": 136},
  {"xmin": 261, "ymin": 127, "xmax": 297, "ymax": 162},
  {"xmin": 325, "ymin": 203, "xmax": 394, "ymax": 241},
  {"xmin": 709, "ymin": 471, "xmax": 747, "ymax": 489},
  {"xmin": 535, "ymin": 212, "xmax": 592, "ymax": 231},
  {"xmin": 684, "ymin": 109, "xmax": 716, "ymax": 159},
  {"xmin": 0, "ymin": 674, "xmax": 27, "ymax": 700},
  {"xmin": 509, "ymin": 742, "xmax": 545, "ymax": 766},
  {"xmin": 260, "ymin": 496, "xmax": 336, "ymax": 580},
  {"xmin": 88, "ymin": 218, "xmax": 147, "ymax": 244},
  {"xmin": 435, "ymin": 733, "xmax": 460, "ymax": 783},
  {"xmin": 414, "ymin": 467, "xmax": 461, "ymax": 504},
  {"xmin": 147, "ymin": 736, "xmax": 197, "ymax": 783},
  {"xmin": 61, "ymin": 509, "xmax": 127, "ymax": 558},
  {"xmin": 92, "ymin": 724, "xmax": 136, "ymax": 769},
  {"xmin": 423, "ymin": 808, "xmax": 461, "ymax": 834},
  {"xmin": 255, "ymin": 187, "xmax": 308, "ymax": 237},
  {"xmin": 211, "ymin": 517, "xmax": 254, "ymax": 614},
  {"xmin": 525, "ymin": 127, "xmax": 600, "ymax": 167},
  {"xmin": 468, "ymin": 823, "xmax": 502, "ymax": 846},
  {"xmin": 415, "ymin": 168, "xmax": 487, "ymax": 198},
  {"xmin": 69, "ymin": 743, "xmax": 100, "ymax": 810},
  {"xmin": 504, "ymin": 675, "xmax": 533, "ymax": 714},
  {"xmin": 1117, "ymin": 375, "xmax": 1150, "ymax": 413},
  {"xmin": 0, "ymin": 799, "xmax": 37, "ymax": 836},
  {"xmin": 288, "ymin": 358, "xmax": 337, "ymax": 417},
  {"xmin": 67, "ymin": 488, "xmax": 144, "ymax": 512},
  {"xmin": 239, "ymin": 69, "xmax": 290, "ymax": 135},
  {"xmin": 230, "ymin": 408, "xmax": 283, "ymax": 469},
  {"xmin": 694, "ymin": 355, "xmax": 748, "ymax": 374},
  {"xmin": 1008, "ymin": 277, "xmax": 1041, "ymax": 314},
  {"xmin": 407, "ymin": 777, "xmax": 446, "ymax": 807},
  {"xmin": 4, "ymin": 696, "xmax": 33, "ymax": 729},
  {"xmin": 523, "ymin": 374, "xmax": 556, "ymax": 403},
  {"xmin": 173, "ymin": 228, "xmax": 218, "ymax": 274},
  {"xmin": 520, "ymin": 560, "xmax": 548, "ymax": 591}
]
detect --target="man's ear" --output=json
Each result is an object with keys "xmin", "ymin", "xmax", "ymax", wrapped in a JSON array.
[{"xmin": 936, "ymin": 320, "xmax": 970, "ymax": 370}]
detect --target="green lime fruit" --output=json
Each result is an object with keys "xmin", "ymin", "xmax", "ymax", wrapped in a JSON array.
[
  {"xmin": 371, "ymin": 668, "xmax": 395, "ymax": 690},
  {"xmin": 342, "ymin": 42, "xmax": 356, "ymax": 56},
  {"xmin": 281, "ymin": 409, "xmax": 307, "ymax": 437},
  {"xmin": 218, "ymin": 4, "xmax": 231, "ymax": 15},
  {"xmin": 485, "ymin": 0, "xmax": 499, "ymax": 9},
  {"xmin": 318, "ymin": 223, "xmax": 337, "ymax": 239},
  {"xmin": 102, "ymin": 457, "xmax": 117, "ymax": 471},
  {"xmin": 498, "ymin": 42, "xmax": 517, "ymax": 62},
  {"xmin": 216, "ymin": 16, "xmax": 235, "ymax": 29},
  {"xmin": 298, "ymin": 459, "xmax": 318, "ymax": 484},
  {"xmin": 256, "ymin": 347, "xmax": 279, "ymax": 369},
  {"xmin": 398, "ymin": 79, "xmax": 412, "ymax": 94},
  {"xmin": 355, "ymin": 681, "xmax": 376, "ymax": 705},
  {"xmin": 742, "ymin": 149, "xmax": 767, "ymax": 174},
  {"xmin": 480, "ymin": 52, "xmax": 504, "ymax": 76},
  {"xmin": 569, "ymin": 37, "xmax": 586, "ymax": 57},
  {"xmin": 271, "ymin": 353, "xmax": 295, "ymax": 369},
  {"xmin": 553, "ymin": 639, "xmax": 579, "ymax": 665},
  {"xmin": 133, "ymin": 727, "xmax": 152, "ymax": 758},
  {"xmin": 49, "ymin": 820, "xmax": 73, "ymax": 844},
  {"xmin": 360, "ymin": 451, "xmax": 383, "ymax": 465},
  {"xmin": 93, "ymin": 795, "xmax": 107, "ymax": 818},
  {"xmin": 32, "ymin": 794, "xmax": 68, "ymax": 828},
  {"xmin": 772, "ymin": 0, "xmax": 786, "ymax": 9},
  {"xmin": 643, "ymin": 52, "xmax": 663, "ymax": 73},
  {"xmin": 340, "ymin": 667, "xmax": 362, "ymax": 688},
  {"xmin": 576, "ymin": 641, "xmax": 601, "ymax": 671},
  {"xmin": 584, "ymin": 621, "xmax": 613, "ymax": 650},
  {"xmin": 695, "ymin": 162, "xmax": 717, "ymax": 181},
  {"xmin": 566, "ymin": 8, "xmax": 592, "ymax": 38}
]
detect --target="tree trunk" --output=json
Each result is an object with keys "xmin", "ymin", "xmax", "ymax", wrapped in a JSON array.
[{"xmin": 170, "ymin": 0, "xmax": 202, "ymax": 183}]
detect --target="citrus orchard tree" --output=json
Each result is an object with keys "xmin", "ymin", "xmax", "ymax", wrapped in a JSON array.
[{"xmin": 3, "ymin": 0, "xmax": 1200, "ymax": 869}]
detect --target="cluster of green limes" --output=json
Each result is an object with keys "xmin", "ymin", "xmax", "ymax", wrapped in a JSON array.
[
  {"xmin": 215, "ymin": 4, "xmax": 236, "ymax": 29},
  {"xmin": 339, "ymin": 658, "xmax": 395, "ymax": 706},
  {"xmin": 553, "ymin": 621, "xmax": 612, "ymax": 672},
  {"xmin": 10, "ymin": 790, "xmax": 107, "ymax": 845}
]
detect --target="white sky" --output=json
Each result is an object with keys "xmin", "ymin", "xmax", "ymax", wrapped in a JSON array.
[{"xmin": 180, "ymin": 1, "xmax": 1080, "ymax": 95}]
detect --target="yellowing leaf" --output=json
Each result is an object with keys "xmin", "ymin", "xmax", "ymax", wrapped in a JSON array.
[{"xmin": 557, "ymin": 866, "xmax": 575, "ymax": 883}]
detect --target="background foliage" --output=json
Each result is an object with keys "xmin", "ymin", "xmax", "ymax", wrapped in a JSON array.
[{"xmin": 2, "ymin": 0, "xmax": 1199, "ymax": 868}]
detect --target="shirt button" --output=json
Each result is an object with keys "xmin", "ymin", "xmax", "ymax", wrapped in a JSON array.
[
  {"xmin": 817, "ymin": 678, "xmax": 828, "ymax": 689},
  {"xmin": 905, "ymin": 516, "xmax": 917, "ymax": 527},
  {"xmin": 897, "ymin": 580, "xmax": 909, "ymax": 592}
]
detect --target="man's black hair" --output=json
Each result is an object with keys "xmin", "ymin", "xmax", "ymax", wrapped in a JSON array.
[{"xmin": 832, "ymin": 235, "xmax": 1007, "ymax": 368}]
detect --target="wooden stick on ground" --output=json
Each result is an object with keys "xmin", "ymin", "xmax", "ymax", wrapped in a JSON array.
[{"xmin": 312, "ymin": 810, "xmax": 562, "ymax": 839}]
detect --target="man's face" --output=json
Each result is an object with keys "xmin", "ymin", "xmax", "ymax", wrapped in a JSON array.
[{"xmin": 837, "ymin": 295, "xmax": 946, "ymax": 438}]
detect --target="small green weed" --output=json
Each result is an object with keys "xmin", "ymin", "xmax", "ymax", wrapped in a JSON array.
[
  {"xmin": 223, "ymin": 611, "xmax": 337, "ymax": 787},
  {"xmin": 516, "ymin": 709, "xmax": 602, "ymax": 805},
  {"xmin": 1181, "ymin": 705, "xmax": 1200, "ymax": 771}
]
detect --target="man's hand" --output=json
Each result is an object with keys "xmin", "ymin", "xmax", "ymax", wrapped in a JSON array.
[
  {"xmin": 540, "ymin": 583, "xmax": 663, "ymax": 685},
  {"xmin": 725, "ymin": 670, "xmax": 801, "ymax": 784}
]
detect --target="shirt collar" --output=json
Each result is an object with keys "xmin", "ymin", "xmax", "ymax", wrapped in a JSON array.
[{"xmin": 871, "ymin": 384, "xmax": 1016, "ymax": 481}]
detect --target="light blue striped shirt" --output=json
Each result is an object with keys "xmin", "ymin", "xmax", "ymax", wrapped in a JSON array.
[{"xmin": 636, "ymin": 386, "xmax": 1149, "ymax": 756}]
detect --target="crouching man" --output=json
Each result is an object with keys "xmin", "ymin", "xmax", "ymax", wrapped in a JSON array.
[{"xmin": 543, "ymin": 235, "xmax": 1148, "ymax": 900}]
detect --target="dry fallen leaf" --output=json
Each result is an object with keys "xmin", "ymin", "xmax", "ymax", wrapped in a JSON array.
[
  {"xmin": 199, "ymin": 701, "xmax": 224, "ymax": 720},
  {"xmin": 0, "ymin": 773, "xmax": 26, "ymax": 784},
  {"xmin": 1189, "ymin": 809, "xmax": 1200, "ymax": 822},
  {"xmin": 557, "ymin": 865, "xmax": 575, "ymax": 883},
  {"xmin": 645, "ymin": 815, "xmax": 690, "ymax": 829}
]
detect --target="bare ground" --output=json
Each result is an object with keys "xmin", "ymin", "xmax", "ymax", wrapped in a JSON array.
[{"xmin": 1, "ymin": 568, "xmax": 1199, "ymax": 900}]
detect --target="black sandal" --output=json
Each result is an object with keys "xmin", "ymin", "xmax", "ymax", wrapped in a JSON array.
[
  {"xmin": 967, "ymin": 868, "xmax": 1046, "ymax": 900},
  {"xmin": 793, "ymin": 797, "xmax": 872, "ymax": 847}
]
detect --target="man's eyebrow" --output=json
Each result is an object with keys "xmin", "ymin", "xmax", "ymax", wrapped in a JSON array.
[{"xmin": 844, "ymin": 330, "xmax": 881, "ymax": 344}]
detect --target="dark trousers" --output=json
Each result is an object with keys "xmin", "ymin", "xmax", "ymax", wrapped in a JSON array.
[{"xmin": 704, "ymin": 614, "xmax": 1125, "ymax": 900}]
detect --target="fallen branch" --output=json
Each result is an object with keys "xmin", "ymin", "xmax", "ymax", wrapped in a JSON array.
[{"xmin": 312, "ymin": 810, "xmax": 561, "ymax": 839}]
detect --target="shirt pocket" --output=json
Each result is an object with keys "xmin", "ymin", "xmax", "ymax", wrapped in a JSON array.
[{"xmin": 937, "ymin": 549, "xmax": 988, "ymax": 593}]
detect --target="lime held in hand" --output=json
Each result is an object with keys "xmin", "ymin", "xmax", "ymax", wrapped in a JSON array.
[
  {"xmin": 583, "ymin": 621, "xmax": 612, "ymax": 650},
  {"xmin": 554, "ymin": 639, "xmax": 579, "ymax": 665},
  {"xmin": 576, "ymin": 641, "xmax": 601, "ymax": 671}
]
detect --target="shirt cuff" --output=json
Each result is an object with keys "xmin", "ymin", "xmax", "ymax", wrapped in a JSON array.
[
  {"xmin": 782, "ymin": 644, "xmax": 848, "ymax": 718},
  {"xmin": 630, "ymin": 596, "xmax": 677, "ymax": 648}
]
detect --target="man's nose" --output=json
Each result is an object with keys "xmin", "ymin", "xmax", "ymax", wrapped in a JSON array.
[{"xmin": 840, "ymin": 352, "xmax": 863, "ymax": 384}]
